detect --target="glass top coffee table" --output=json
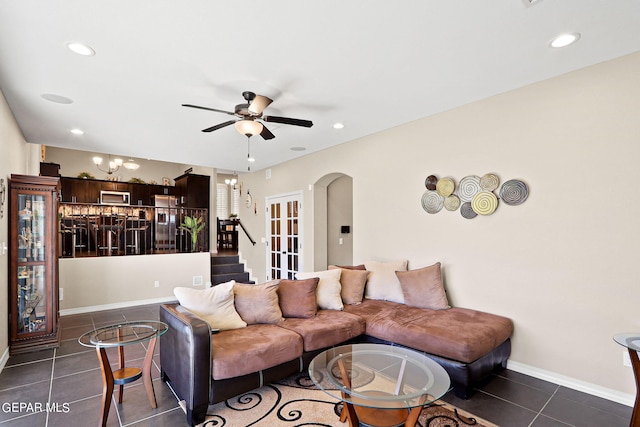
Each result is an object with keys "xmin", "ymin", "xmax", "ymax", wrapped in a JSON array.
[
  {"xmin": 309, "ymin": 343, "xmax": 450, "ymax": 427},
  {"xmin": 79, "ymin": 320, "xmax": 168, "ymax": 427}
]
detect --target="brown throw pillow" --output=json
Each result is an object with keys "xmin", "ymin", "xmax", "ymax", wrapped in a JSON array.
[
  {"xmin": 277, "ymin": 278, "xmax": 319, "ymax": 318},
  {"xmin": 329, "ymin": 265, "xmax": 369, "ymax": 305},
  {"xmin": 233, "ymin": 281, "xmax": 283, "ymax": 324},
  {"xmin": 335, "ymin": 264, "xmax": 366, "ymax": 270},
  {"xmin": 396, "ymin": 262, "xmax": 450, "ymax": 310}
]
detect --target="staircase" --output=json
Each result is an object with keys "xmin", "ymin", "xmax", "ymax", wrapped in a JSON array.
[{"xmin": 210, "ymin": 254, "xmax": 254, "ymax": 285}]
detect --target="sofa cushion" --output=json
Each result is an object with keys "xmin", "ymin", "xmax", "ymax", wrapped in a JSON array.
[
  {"xmin": 364, "ymin": 259, "xmax": 408, "ymax": 303},
  {"xmin": 296, "ymin": 269, "xmax": 344, "ymax": 310},
  {"xmin": 344, "ymin": 299, "xmax": 513, "ymax": 363},
  {"xmin": 329, "ymin": 265, "xmax": 369, "ymax": 305},
  {"xmin": 277, "ymin": 278, "xmax": 319, "ymax": 318},
  {"xmin": 278, "ymin": 310, "xmax": 366, "ymax": 351},
  {"xmin": 173, "ymin": 281, "xmax": 247, "ymax": 331},
  {"xmin": 210, "ymin": 324, "xmax": 303, "ymax": 380},
  {"xmin": 234, "ymin": 281, "xmax": 284, "ymax": 325},
  {"xmin": 396, "ymin": 263, "xmax": 450, "ymax": 310}
]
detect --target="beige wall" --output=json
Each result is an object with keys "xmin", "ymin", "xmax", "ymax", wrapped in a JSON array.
[
  {"xmin": 58, "ymin": 253, "xmax": 210, "ymax": 313},
  {"xmin": 237, "ymin": 52, "xmax": 640, "ymax": 402},
  {"xmin": 327, "ymin": 175, "xmax": 353, "ymax": 266},
  {"xmin": 45, "ymin": 146, "xmax": 191, "ymax": 185},
  {"xmin": 0, "ymin": 90, "xmax": 31, "ymax": 365}
]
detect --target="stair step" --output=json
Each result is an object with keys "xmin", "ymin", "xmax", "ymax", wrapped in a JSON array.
[
  {"xmin": 211, "ymin": 272, "xmax": 252, "ymax": 285},
  {"xmin": 211, "ymin": 263, "xmax": 244, "ymax": 274},
  {"xmin": 211, "ymin": 255, "xmax": 239, "ymax": 265}
]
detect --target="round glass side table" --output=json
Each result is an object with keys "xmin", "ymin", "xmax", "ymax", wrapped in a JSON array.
[
  {"xmin": 79, "ymin": 320, "xmax": 168, "ymax": 427},
  {"xmin": 613, "ymin": 333, "xmax": 640, "ymax": 427}
]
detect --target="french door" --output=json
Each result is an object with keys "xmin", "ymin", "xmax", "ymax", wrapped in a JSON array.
[{"xmin": 266, "ymin": 192, "xmax": 303, "ymax": 280}]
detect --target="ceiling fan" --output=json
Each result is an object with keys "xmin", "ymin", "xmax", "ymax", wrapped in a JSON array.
[{"xmin": 182, "ymin": 91, "xmax": 313, "ymax": 140}]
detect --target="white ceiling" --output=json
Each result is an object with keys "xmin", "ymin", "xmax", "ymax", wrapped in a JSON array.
[{"xmin": 1, "ymin": 1, "xmax": 639, "ymax": 172}]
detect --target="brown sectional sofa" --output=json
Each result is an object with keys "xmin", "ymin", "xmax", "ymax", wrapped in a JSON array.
[{"xmin": 160, "ymin": 264, "xmax": 514, "ymax": 426}]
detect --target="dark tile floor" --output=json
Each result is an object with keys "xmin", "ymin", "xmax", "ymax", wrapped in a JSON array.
[{"xmin": 0, "ymin": 303, "xmax": 633, "ymax": 426}]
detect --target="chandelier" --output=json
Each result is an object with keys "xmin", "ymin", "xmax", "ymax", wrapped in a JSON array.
[{"xmin": 92, "ymin": 155, "xmax": 139, "ymax": 174}]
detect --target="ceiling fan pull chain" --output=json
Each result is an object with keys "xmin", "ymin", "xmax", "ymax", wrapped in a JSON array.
[{"xmin": 247, "ymin": 136, "xmax": 251, "ymax": 171}]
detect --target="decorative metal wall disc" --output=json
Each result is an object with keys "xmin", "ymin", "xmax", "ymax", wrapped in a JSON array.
[
  {"xmin": 436, "ymin": 177, "xmax": 455, "ymax": 196},
  {"xmin": 499, "ymin": 179, "xmax": 529, "ymax": 206},
  {"xmin": 460, "ymin": 202, "xmax": 477, "ymax": 219},
  {"xmin": 425, "ymin": 175, "xmax": 438, "ymax": 190},
  {"xmin": 480, "ymin": 173, "xmax": 500, "ymax": 191},
  {"xmin": 471, "ymin": 191, "xmax": 498, "ymax": 215},
  {"xmin": 458, "ymin": 175, "xmax": 481, "ymax": 202},
  {"xmin": 444, "ymin": 194, "xmax": 461, "ymax": 211},
  {"xmin": 421, "ymin": 190, "xmax": 444, "ymax": 214}
]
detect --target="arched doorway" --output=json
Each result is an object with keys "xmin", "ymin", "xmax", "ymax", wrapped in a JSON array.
[{"xmin": 313, "ymin": 173, "xmax": 353, "ymax": 270}]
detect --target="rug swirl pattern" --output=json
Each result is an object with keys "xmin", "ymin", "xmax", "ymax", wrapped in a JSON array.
[{"xmin": 196, "ymin": 373, "xmax": 497, "ymax": 427}]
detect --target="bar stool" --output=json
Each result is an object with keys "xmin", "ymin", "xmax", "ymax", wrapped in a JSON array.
[
  {"xmin": 126, "ymin": 219, "xmax": 149, "ymax": 254},
  {"xmin": 94, "ymin": 215, "xmax": 125, "ymax": 256}
]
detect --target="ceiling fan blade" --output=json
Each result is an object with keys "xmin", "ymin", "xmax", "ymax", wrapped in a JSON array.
[
  {"xmin": 182, "ymin": 104, "xmax": 236, "ymax": 116},
  {"xmin": 202, "ymin": 120, "xmax": 236, "ymax": 132},
  {"xmin": 260, "ymin": 125, "xmax": 276, "ymax": 140},
  {"xmin": 263, "ymin": 115, "xmax": 313, "ymax": 128},
  {"xmin": 248, "ymin": 95, "xmax": 273, "ymax": 115}
]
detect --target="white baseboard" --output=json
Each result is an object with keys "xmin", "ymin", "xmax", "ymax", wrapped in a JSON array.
[
  {"xmin": 507, "ymin": 360, "xmax": 634, "ymax": 407},
  {"xmin": 0, "ymin": 347, "xmax": 9, "ymax": 375},
  {"xmin": 59, "ymin": 296, "xmax": 177, "ymax": 316}
]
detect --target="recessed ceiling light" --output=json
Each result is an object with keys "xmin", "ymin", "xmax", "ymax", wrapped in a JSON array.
[
  {"xmin": 41, "ymin": 93, "xmax": 74, "ymax": 104},
  {"xmin": 332, "ymin": 122, "xmax": 345, "ymax": 129},
  {"xmin": 248, "ymin": 157, "xmax": 256, "ymax": 163},
  {"xmin": 290, "ymin": 146, "xmax": 306, "ymax": 152},
  {"xmin": 70, "ymin": 128, "xmax": 84, "ymax": 135},
  {"xmin": 550, "ymin": 33, "xmax": 580, "ymax": 48},
  {"xmin": 66, "ymin": 42, "xmax": 96, "ymax": 56}
]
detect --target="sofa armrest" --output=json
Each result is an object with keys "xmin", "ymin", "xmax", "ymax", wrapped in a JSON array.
[{"xmin": 160, "ymin": 303, "xmax": 211, "ymax": 426}]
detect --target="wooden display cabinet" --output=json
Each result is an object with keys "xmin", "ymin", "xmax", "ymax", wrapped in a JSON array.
[{"xmin": 8, "ymin": 174, "xmax": 61, "ymax": 354}]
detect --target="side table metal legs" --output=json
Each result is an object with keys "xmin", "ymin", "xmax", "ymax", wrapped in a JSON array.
[{"xmin": 95, "ymin": 338, "xmax": 159, "ymax": 427}]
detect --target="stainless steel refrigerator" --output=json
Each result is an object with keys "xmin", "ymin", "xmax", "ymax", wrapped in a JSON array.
[{"xmin": 152, "ymin": 195, "xmax": 177, "ymax": 251}]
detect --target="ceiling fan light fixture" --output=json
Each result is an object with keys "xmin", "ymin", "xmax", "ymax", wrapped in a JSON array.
[
  {"xmin": 248, "ymin": 95, "xmax": 273, "ymax": 115},
  {"xmin": 235, "ymin": 120, "xmax": 264, "ymax": 137}
]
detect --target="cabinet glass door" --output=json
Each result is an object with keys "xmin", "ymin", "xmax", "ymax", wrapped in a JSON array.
[{"xmin": 16, "ymin": 194, "xmax": 49, "ymax": 335}]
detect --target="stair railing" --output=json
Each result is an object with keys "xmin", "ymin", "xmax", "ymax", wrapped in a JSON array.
[{"xmin": 236, "ymin": 219, "xmax": 256, "ymax": 246}]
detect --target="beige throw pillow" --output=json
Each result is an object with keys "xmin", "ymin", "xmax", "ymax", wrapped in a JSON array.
[
  {"xmin": 329, "ymin": 265, "xmax": 369, "ymax": 305},
  {"xmin": 364, "ymin": 260, "xmax": 408, "ymax": 303},
  {"xmin": 296, "ymin": 269, "xmax": 343, "ymax": 310},
  {"xmin": 233, "ymin": 281, "xmax": 284, "ymax": 324},
  {"xmin": 396, "ymin": 262, "xmax": 450, "ymax": 310},
  {"xmin": 173, "ymin": 280, "xmax": 247, "ymax": 330}
]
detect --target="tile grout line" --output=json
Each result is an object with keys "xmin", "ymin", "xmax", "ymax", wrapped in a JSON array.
[
  {"xmin": 44, "ymin": 347, "xmax": 57, "ymax": 427},
  {"xmin": 527, "ymin": 385, "xmax": 560, "ymax": 427}
]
